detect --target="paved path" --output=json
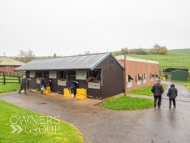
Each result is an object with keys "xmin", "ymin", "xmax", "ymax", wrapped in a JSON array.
[{"xmin": 1, "ymin": 81, "xmax": 190, "ymax": 143}]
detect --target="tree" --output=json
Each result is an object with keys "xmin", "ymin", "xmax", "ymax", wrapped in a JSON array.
[
  {"xmin": 120, "ymin": 47, "xmax": 128, "ymax": 55},
  {"xmin": 130, "ymin": 49, "xmax": 137, "ymax": 54},
  {"xmin": 16, "ymin": 50, "xmax": 35, "ymax": 63},
  {"xmin": 136, "ymin": 48, "xmax": 147, "ymax": 55},
  {"xmin": 159, "ymin": 46, "xmax": 168, "ymax": 55},
  {"xmin": 84, "ymin": 51, "xmax": 90, "ymax": 55},
  {"xmin": 114, "ymin": 51, "xmax": 122, "ymax": 56},
  {"xmin": 151, "ymin": 44, "xmax": 161, "ymax": 54}
]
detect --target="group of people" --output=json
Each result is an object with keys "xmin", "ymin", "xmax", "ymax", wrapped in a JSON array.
[
  {"xmin": 151, "ymin": 79, "xmax": 178, "ymax": 108},
  {"xmin": 18, "ymin": 76, "xmax": 50, "ymax": 94},
  {"xmin": 40, "ymin": 77, "xmax": 50, "ymax": 94}
]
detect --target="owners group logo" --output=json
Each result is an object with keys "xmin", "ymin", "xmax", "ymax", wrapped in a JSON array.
[{"xmin": 9, "ymin": 116, "xmax": 60, "ymax": 134}]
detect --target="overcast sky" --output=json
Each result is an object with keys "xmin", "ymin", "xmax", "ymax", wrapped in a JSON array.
[{"xmin": 0, "ymin": 0, "xmax": 190, "ymax": 57}]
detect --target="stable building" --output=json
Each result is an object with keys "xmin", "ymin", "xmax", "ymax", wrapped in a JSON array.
[
  {"xmin": 15, "ymin": 52, "xmax": 124, "ymax": 99},
  {"xmin": 116, "ymin": 55, "xmax": 159, "ymax": 92},
  {"xmin": 0, "ymin": 56, "xmax": 25, "ymax": 73}
]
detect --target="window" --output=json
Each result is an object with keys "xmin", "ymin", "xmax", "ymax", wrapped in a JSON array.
[
  {"xmin": 44, "ymin": 71, "xmax": 49, "ymax": 79},
  {"xmin": 76, "ymin": 70, "xmax": 87, "ymax": 80},
  {"xmin": 57, "ymin": 71, "xmax": 67, "ymax": 80},
  {"xmin": 155, "ymin": 72, "xmax": 158, "ymax": 80},
  {"xmin": 49, "ymin": 71, "xmax": 57, "ymax": 79},
  {"xmin": 150, "ymin": 73, "xmax": 154, "ymax": 81},
  {"xmin": 69, "ymin": 71, "xmax": 76, "ymax": 80},
  {"xmin": 35, "ymin": 71, "xmax": 42, "ymax": 78},
  {"xmin": 137, "ymin": 74, "xmax": 142, "ymax": 85},
  {"xmin": 143, "ymin": 73, "xmax": 147, "ymax": 83}
]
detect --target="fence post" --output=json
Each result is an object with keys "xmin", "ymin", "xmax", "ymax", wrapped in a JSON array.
[{"xmin": 3, "ymin": 75, "xmax": 5, "ymax": 85}]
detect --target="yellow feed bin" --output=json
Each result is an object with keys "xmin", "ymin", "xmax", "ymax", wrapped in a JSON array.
[
  {"xmin": 76, "ymin": 88, "xmax": 87, "ymax": 99},
  {"xmin": 64, "ymin": 88, "xmax": 72, "ymax": 97},
  {"xmin": 76, "ymin": 94, "xmax": 87, "ymax": 99},
  {"xmin": 43, "ymin": 86, "xmax": 51, "ymax": 94},
  {"xmin": 162, "ymin": 77, "xmax": 166, "ymax": 81}
]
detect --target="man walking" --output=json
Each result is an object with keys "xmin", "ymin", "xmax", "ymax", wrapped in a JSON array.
[
  {"xmin": 151, "ymin": 80, "xmax": 164, "ymax": 108},
  {"xmin": 167, "ymin": 84, "xmax": 178, "ymax": 108},
  {"xmin": 19, "ymin": 75, "xmax": 27, "ymax": 94}
]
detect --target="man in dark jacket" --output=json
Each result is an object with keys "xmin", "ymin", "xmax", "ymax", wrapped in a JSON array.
[
  {"xmin": 19, "ymin": 75, "xmax": 27, "ymax": 94},
  {"xmin": 151, "ymin": 80, "xmax": 164, "ymax": 108},
  {"xmin": 167, "ymin": 84, "xmax": 178, "ymax": 108}
]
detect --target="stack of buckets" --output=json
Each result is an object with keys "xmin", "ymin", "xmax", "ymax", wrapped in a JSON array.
[
  {"xmin": 76, "ymin": 88, "xmax": 87, "ymax": 99},
  {"xmin": 63, "ymin": 88, "xmax": 87, "ymax": 99},
  {"xmin": 43, "ymin": 86, "xmax": 51, "ymax": 94},
  {"xmin": 64, "ymin": 88, "xmax": 72, "ymax": 97}
]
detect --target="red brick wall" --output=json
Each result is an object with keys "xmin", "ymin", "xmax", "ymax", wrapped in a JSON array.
[
  {"xmin": 0, "ymin": 67, "xmax": 17, "ymax": 73},
  {"xmin": 119, "ymin": 60, "xmax": 159, "ymax": 92}
]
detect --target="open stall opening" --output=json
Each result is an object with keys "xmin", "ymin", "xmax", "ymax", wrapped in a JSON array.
[
  {"xmin": 143, "ymin": 73, "xmax": 147, "ymax": 83},
  {"xmin": 127, "ymin": 74, "xmax": 133, "ymax": 88},
  {"xmin": 137, "ymin": 74, "xmax": 142, "ymax": 85},
  {"xmin": 151, "ymin": 73, "xmax": 154, "ymax": 81}
]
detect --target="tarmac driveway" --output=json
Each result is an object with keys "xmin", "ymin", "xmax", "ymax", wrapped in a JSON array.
[{"xmin": 1, "ymin": 81, "xmax": 190, "ymax": 143}]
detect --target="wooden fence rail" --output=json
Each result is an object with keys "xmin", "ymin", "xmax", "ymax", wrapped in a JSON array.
[{"xmin": 0, "ymin": 72, "xmax": 25, "ymax": 85}]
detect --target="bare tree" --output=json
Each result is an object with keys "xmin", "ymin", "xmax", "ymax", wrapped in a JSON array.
[
  {"xmin": 16, "ymin": 50, "xmax": 35, "ymax": 63},
  {"xmin": 84, "ymin": 51, "xmax": 90, "ymax": 55}
]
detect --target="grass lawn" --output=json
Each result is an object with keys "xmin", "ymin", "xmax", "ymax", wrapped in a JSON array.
[
  {"xmin": 101, "ymin": 96, "xmax": 154, "ymax": 110},
  {"xmin": 0, "ymin": 100, "xmax": 83, "ymax": 143},
  {"xmin": 0, "ymin": 83, "xmax": 20, "ymax": 93},
  {"xmin": 127, "ymin": 83, "xmax": 167, "ymax": 96},
  {"xmin": 172, "ymin": 79, "xmax": 190, "ymax": 91}
]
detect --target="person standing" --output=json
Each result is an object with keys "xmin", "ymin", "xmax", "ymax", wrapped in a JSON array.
[
  {"xmin": 40, "ymin": 77, "xmax": 45, "ymax": 94},
  {"xmin": 151, "ymin": 80, "xmax": 164, "ymax": 108},
  {"xmin": 19, "ymin": 75, "xmax": 27, "ymax": 94},
  {"xmin": 165, "ymin": 74, "xmax": 168, "ymax": 81},
  {"xmin": 167, "ymin": 84, "xmax": 178, "ymax": 108}
]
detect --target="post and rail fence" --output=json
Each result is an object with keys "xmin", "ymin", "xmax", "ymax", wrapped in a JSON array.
[{"xmin": 0, "ymin": 72, "xmax": 26, "ymax": 85}]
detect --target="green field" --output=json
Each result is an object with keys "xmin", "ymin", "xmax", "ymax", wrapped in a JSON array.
[
  {"xmin": 128, "ymin": 49, "xmax": 190, "ymax": 71},
  {"xmin": 0, "ymin": 100, "xmax": 83, "ymax": 143},
  {"xmin": 127, "ymin": 83, "xmax": 167, "ymax": 96},
  {"xmin": 101, "ymin": 96, "xmax": 154, "ymax": 110}
]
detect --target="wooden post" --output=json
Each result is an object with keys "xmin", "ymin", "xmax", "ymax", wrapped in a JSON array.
[
  {"xmin": 3, "ymin": 75, "xmax": 5, "ymax": 85},
  {"xmin": 124, "ymin": 55, "xmax": 126, "ymax": 96}
]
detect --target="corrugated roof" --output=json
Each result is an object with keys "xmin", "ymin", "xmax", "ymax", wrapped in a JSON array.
[
  {"xmin": 116, "ymin": 55, "xmax": 159, "ymax": 64},
  {"xmin": 0, "ymin": 56, "xmax": 25, "ymax": 66},
  {"xmin": 15, "ymin": 52, "xmax": 124, "ymax": 71}
]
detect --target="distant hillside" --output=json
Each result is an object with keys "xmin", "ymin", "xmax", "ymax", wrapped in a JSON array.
[
  {"xmin": 168, "ymin": 48, "xmax": 190, "ymax": 55},
  {"xmin": 128, "ymin": 53, "xmax": 190, "ymax": 71}
]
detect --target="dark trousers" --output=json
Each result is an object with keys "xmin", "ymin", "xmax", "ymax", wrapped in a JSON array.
[
  {"xmin": 169, "ymin": 98, "xmax": 176, "ymax": 107},
  {"xmin": 154, "ymin": 95, "xmax": 162, "ymax": 107},
  {"xmin": 19, "ymin": 87, "xmax": 26, "ymax": 93}
]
